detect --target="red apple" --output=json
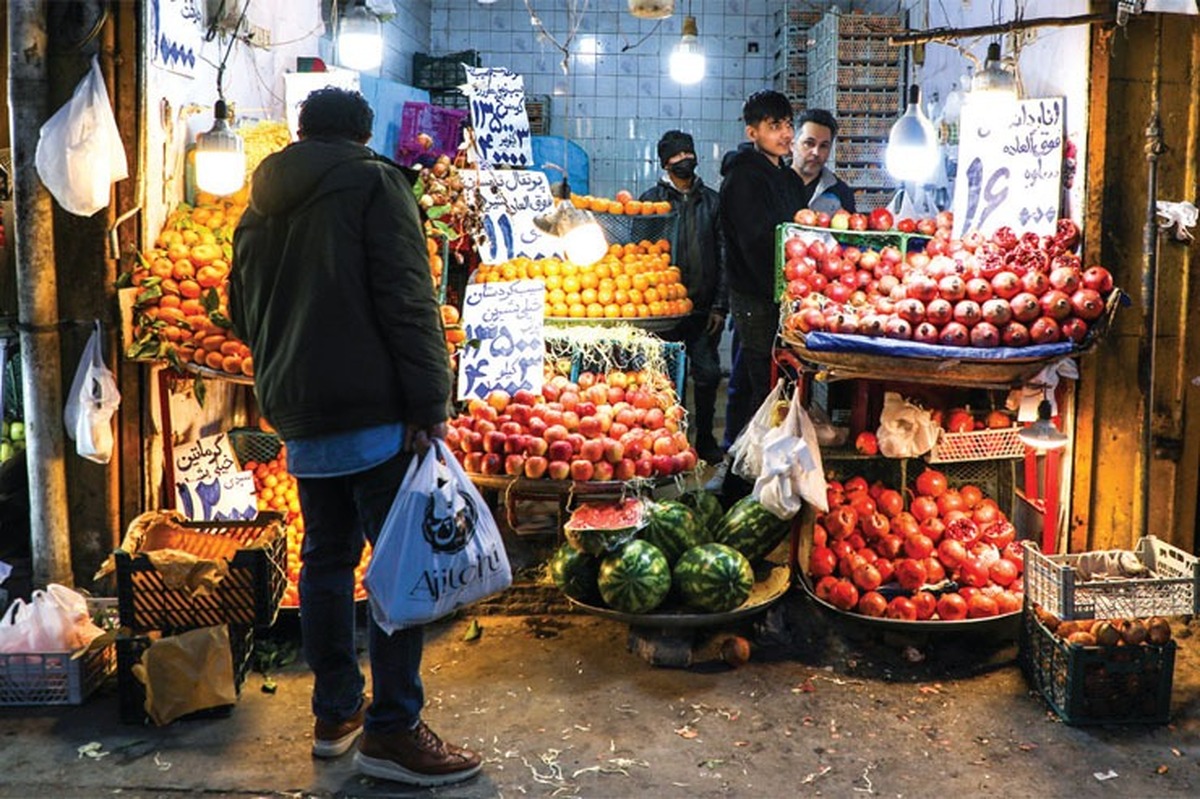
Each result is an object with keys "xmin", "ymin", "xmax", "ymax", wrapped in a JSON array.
[
  {"xmin": 569, "ymin": 459, "xmax": 594, "ymax": 481},
  {"xmin": 504, "ymin": 454, "xmax": 526, "ymax": 476},
  {"xmin": 794, "ymin": 208, "xmax": 818, "ymax": 226},
  {"xmin": 830, "ymin": 210, "xmax": 851, "ymax": 230},
  {"xmin": 524, "ymin": 455, "xmax": 548, "ymax": 479},
  {"xmin": 547, "ymin": 459, "xmax": 571, "ymax": 480}
]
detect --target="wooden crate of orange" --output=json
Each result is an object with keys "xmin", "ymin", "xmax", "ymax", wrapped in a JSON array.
[{"xmin": 472, "ymin": 240, "xmax": 694, "ymax": 321}]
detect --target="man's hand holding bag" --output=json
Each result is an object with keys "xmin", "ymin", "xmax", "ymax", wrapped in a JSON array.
[{"xmin": 365, "ymin": 439, "xmax": 512, "ymax": 633}]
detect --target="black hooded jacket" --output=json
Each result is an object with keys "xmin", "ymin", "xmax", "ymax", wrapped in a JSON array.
[
  {"xmin": 229, "ymin": 137, "xmax": 451, "ymax": 440},
  {"xmin": 638, "ymin": 175, "xmax": 726, "ymax": 315},
  {"xmin": 718, "ymin": 145, "xmax": 804, "ymax": 302}
]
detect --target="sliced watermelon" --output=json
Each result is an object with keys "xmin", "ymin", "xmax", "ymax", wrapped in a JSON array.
[{"xmin": 564, "ymin": 497, "xmax": 645, "ymax": 555}]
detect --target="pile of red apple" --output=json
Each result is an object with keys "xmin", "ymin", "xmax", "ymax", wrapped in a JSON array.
[
  {"xmin": 807, "ymin": 468, "xmax": 1025, "ymax": 621},
  {"xmin": 794, "ymin": 205, "xmax": 915, "ymax": 234},
  {"xmin": 447, "ymin": 370, "xmax": 698, "ymax": 482},
  {"xmin": 782, "ymin": 213, "xmax": 1116, "ymax": 349}
]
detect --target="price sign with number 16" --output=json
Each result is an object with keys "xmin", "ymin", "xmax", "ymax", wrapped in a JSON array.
[{"xmin": 952, "ymin": 97, "xmax": 1066, "ymax": 239}]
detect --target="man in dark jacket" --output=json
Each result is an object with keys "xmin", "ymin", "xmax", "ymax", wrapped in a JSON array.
[
  {"xmin": 638, "ymin": 130, "xmax": 726, "ymax": 463},
  {"xmin": 229, "ymin": 88, "xmax": 480, "ymax": 788},
  {"xmin": 718, "ymin": 91, "xmax": 804, "ymax": 464}
]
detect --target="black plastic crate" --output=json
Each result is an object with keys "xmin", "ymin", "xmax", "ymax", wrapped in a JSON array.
[
  {"xmin": 117, "ymin": 625, "xmax": 255, "ymax": 725},
  {"xmin": 1019, "ymin": 605, "xmax": 1175, "ymax": 725},
  {"xmin": 115, "ymin": 512, "xmax": 286, "ymax": 631},
  {"xmin": 413, "ymin": 50, "xmax": 480, "ymax": 90},
  {"xmin": 594, "ymin": 210, "xmax": 679, "ymax": 258},
  {"xmin": 228, "ymin": 427, "xmax": 282, "ymax": 467}
]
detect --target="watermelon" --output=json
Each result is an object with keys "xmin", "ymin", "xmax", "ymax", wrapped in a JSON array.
[
  {"xmin": 673, "ymin": 543, "xmax": 754, "ymax": 613},
  {"xmin": 678, "ymin": 489, "xmax": 723, "ymax": 533},
  {"xmin": 597, "ymin": 539, "xmax": 671, "ymax": 614},
  {"xmin": 639, "ymin": 500, "xmax": 702, "ymax": 566},
  {"xmin": 549, "ymin": 543, "xmax": 600, "ymax": 603},
  {"xmin": 564, "ymin": 497, "xmax": 644, "ymax": 555},
  {"xmin": 714, "ymin": 495, "xmax": 792, "ymax": 562}
]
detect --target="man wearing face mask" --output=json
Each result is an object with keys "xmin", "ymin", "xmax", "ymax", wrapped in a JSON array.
[{"xmin": 638, "ymin": 130, "xmax": 727, "ymax": 464}]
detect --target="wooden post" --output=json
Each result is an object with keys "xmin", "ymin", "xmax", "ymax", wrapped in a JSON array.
[{"xmin": 7, "ymin": 0, "xmax": 73, "ymax": 586}]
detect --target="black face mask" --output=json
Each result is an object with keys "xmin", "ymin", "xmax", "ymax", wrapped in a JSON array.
[{"xmin": 668, "ymin": 157, "xmax": 697, "ymax": 179}]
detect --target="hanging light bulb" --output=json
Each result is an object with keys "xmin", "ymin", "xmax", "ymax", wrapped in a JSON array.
[
  {"xmin": 338, "ymin": 1, "xmax": 383, "ymax": 72},
  {"xmin": 669, "ymin": 15, "xmax": 705, "ymax": 85},
  {"xmin": 971, "ymin": 42, "xmax": 1017, "ymax": 98},
  {"xmin": 885, "ymin": 84, "xmax": 939, "ymax": 183},
  {"xmin": 534, "ymin": 202, "xmax": 609, "ymax": 267},
  {"xmin": 194, "ymin": 99, "xmax": 245, "ymax": 197},
  {"xmin": 1018, "ymin": 398, "xmax": 1070, "ymax": 451}
]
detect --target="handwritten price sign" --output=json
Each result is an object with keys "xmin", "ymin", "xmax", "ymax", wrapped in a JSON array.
[
  {"xmin": 457, "ymin": 279, "xmax": 545, "ymax": 402},
  {"xmin": 463, "ymin": 66, "xmax": 533, "ymax": 168},
  {"xmin": 459, "ymin": 169, "xmax": 561, "ymax": 264},
  {"xmin": 952, "ymin": 97, "xmax": 1065, "ymax": 239}
]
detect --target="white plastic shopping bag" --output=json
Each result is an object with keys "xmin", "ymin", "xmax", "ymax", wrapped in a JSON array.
[
  {"xmin": 0, "ymin": 584, "xmax": 105, "ymax": 654},
  {"xmin": 753, "ymin": 386, "xmax": 829, "ymax": 519},
  {"xmin": 729, "ymin": 379, "xmax": 788, "ymax": 481},
  {"xmin": 876, "ymin": 392, "xmax": 939, "ymax": 459},
  {"xmin": 35, "ymin": 55, "xmax": 128, "ymax": 217},
  {"xmin": 365, "ymin": 439, "xmax": 512, "ymax": 633},
  {"xmin": 63, "ymin": 321, "xmax": 121, "ymax": 464}
]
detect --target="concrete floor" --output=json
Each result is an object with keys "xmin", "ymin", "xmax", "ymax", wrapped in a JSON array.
[{"xmin": 1, "ymin": 594, "xmax": 1198, "ymax": 799}]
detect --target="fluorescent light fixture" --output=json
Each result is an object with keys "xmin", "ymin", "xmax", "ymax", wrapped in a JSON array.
[
  {"xmin": 669, "ymin": 16, "xmax": 705, "ymax": 85},
  {"xmin": 885, "ymin": 84, "xmax": 939, "ymax": 182},
  {"xmin": 194, "ymin": 99, "xmax": 245, "ymax": 197},
  {"xmin": 971, "ymin": 42, "xmax": 1017, "ymax": 98},
  {"xmin": 338, "ymin": 2, "xmax": 383, "ymax": 72}
]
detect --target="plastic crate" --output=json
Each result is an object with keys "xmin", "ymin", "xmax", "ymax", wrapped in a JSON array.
[
  {"xmin": 593, "ymin": 210, "xmax": 679, "ymax": 258},
  {"xmin": 569, "ymin": 340, "xmax": 687, "ymax": 402},
  {"xmin": 116, "ymin": 624, "xmax": 254, "ymax": 724},
  {"xmin": 0, "ymin": 643, "xmax": 115, "ymax": 707},
  {"xmin": 928, "ymin": 427, "xmax": 1025, "ymax": 463},
  {"xmin": 227, "ymin": 427, "xmax": 282, "ymax": 467},
  {"xmin": 412, "ymin": 50, "xmax": 480, "ymax": 90},
  {"xmin": 1019, "ymin": 605, "xmax": 1175, "ymax": 725},
  {"xmin": 1023, "ymin": 537, "xmax": 1200, "ymax": 621},
  {"xmin": 115, "ymin": 512, "xmax": 287, "ymax": 631}
]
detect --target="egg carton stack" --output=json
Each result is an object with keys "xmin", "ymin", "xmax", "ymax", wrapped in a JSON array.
[
  {"xmin": 770, "ymin": 3, "xmax": 822, "ymax": 114},
  {"xmin": 806, "ymin": 10, "xmax": 905, "ymax": 213},
  {"xmin": 1019, "ymin": 538, "xmax": 1199, "ymax": 725}
]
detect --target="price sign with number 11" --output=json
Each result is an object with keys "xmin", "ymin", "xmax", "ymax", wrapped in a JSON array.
[{"xmin": 952, "ymin": 97, "xmax": 1066, "ymax": 239}]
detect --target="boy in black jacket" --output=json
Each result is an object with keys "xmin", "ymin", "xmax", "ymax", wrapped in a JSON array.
[{"xmin": 717, "ymin": 91, "xmax": 804, "ymax": 469}]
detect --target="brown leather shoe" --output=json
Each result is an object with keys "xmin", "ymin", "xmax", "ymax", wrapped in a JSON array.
[
  {"xmin": 312, "ymin": 701, "xmax": 366, "ymax": 758},
  {"xmin": 353, "ymin": 721, "xmax": 482, "ymax": 787}
]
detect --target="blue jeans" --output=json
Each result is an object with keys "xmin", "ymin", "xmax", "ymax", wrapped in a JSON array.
[
  {"xmin": 724, "ymin": 293, "xmax": 779, "ymax": 450},
  {"xmin": 297, "ymin": 451, "xmax": 423, "ymax": 734}
]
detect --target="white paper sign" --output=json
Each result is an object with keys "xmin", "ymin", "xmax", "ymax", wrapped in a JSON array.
[
  {"xmin": 283, "ymin": 69, "xmax": 361, "ymax": 141},
  {"xmin": 175, "ymin": 470, "xmax": 259, "ymax": 522},
  {"xmin": 150, "ymin": 0, "xmax": 203, "ymax": 76},
  {"xmin": 463, "ymin": 66, "xmax": 534, "ymax": 167},
  {"xmin": 460, "ymin": 169, "xmax": 561, "ymax": 264},
  {"xmin": 457, "ymin": 280, "xmax": 545, "ymax": 401},
  {"xmin": 173, "ymin": 431, "xmax": 239, "ymax": 485},
  {"xmin": 952, "ymin": 97, "xmax": 1065, "ymax": 238}
]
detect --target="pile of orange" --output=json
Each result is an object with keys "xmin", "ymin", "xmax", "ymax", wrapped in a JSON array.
[
  {"xmin": 471, "ymin": 239, "xmax": 693, "ymax": 320},
  {"xmin": 570, "ymin": 190, "xmax": 671, "ymax": 216},
  {"xmin": 426, "ymin": 236, "xmax": 444, "ymax": 291},
  {"xmin": 243, "ymin": 444, "xmax": 370, "ymax": 609},
  {"xmin": 124, "ymin": 194, "xmax": 254, "ymax": 377}
]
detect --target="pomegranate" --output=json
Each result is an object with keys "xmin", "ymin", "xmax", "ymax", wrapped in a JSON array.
[
  {"xmin": 1039, "ymin": 290, "xmax": 1073, "ymax": 321},
  {"xmin": 1009, "ymin": 293, "xmax": 1042, "ymax": 323},
  {"xmin": 910, "ymin": 495, "xmax": 939, "ymax": 522},
  {"xmin": 1029, "ymin": 316, "xmax": 1061, "ymax": 344},
  {"xmin": 911, "ymin": 591, "xmax": 938, "ymax": 620},
  {"xmin": 857, "ymin": 591, "xmax": 888, "ymax": 617},
  {"xmin": 925, "ymin": 297, "xmax": 954, "ymax": 326},
  {"xmin": 1048, "ymin": 265, "xmax": 1081, "ymax": 294},
  {"xmin": 937, "ymin": 274, "xmax": 966, "ymax": 301},
  {"xmin": 937, "ymin": 538, "xmax": 968, "ymax": 570},
  {"xmin": 1070, "ymin": 288, "xmax": 1105, "ymax": 321},
  {"xmin": 936, "ymin": 592, "xmax": 969, "ymax": 620},
  {"xmin": 915, "ymin": 468, "xmax": 949, "ymax": 497},
  {"xmin": 1001, "ymin": 321, "xmax": 1031, "ymax": 347},
  {"xmin": 913, "ymin": 321, "xmax": 941, "ymax": 344},
  {"xmin": 981, "ymin": 298, "xmax": 1013, "ymax": 327},
  {"xmin": 906, "ymin": 274, "xmax": 939, "ymax": 303},
  {"xmin": 876, "ymin": 489, "xmax": 904, "ymax": 517},
  {"xmin": 919, "ymin": 517, "xmax": 946, "ymax": 544},
  {"xmin": 953, "ymin": 300, "xmax": 982, "ymax": 326},
  {"xmin": 896, "ymin": 298, "xmax": 927, "ymax": 325},
  {"xmin": 965, "ymin": 277, "xmax": 993, "ymax": 303},
  {"xmin": 1060, "ymin": 317, "xmax": 1089, "ymax": 344},
  {"xmin": 894, "ymin": 558, "xmax": 928, "ymax": 591},
  {"xmin": 939, "ymin": 321, "xmax": 970, "ymax": 346},
  {"xmin": 1020, "ymin": 270, "xmax": 1050, "ymax": 296},
  {"xmin": 970, "ymin": 322, "xmax": 1000, "ymax": 348},
  {"xmin": 1082, "ymin": 265, "xmax": 1114, "ymax": 293},
  {"xmin": 884, "ymin": 317, "xmax": 913, "ymax": 340},
  {"xmin": 936, "ymin": 489, "xmax": 965, "ymax": 516},
  {"xmin": 990, "ymin": 270, "xmax": 1021, "ymax": 300},
  {"xmin": 885, "ymin": 596, "xmax": 919, "ymax": 620},
  {"xmin": 943, "ymin": 516, "xmax": 980, "ymax": 545}
]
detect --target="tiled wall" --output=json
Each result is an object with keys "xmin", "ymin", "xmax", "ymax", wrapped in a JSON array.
[
  {"xmin": 382, "ymin": 1, "xmax": 432, "ymax": 86},
  {"xmin": 423, "ymin": 0, "xmax": 775, "ymax": 199}
]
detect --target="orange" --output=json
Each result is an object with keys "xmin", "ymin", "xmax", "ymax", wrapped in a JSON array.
[
  {"xmin": 586, "ymin": 302, "xmax": 605, "ymax": 318},
  {"xmin": 636, "ymin": 303, "xmax": 651, "ymax": 317},
  {"xmin": 596, "ymin": 288, "xmax": 614, "ymax": 306},
  {"xmin": 561, "ymin": 261, "xmax": 579, "ymax": 277},
  {"xmin": 627, "ymin": 288, "xmax": 643, "ymax": 305},
  {"xmin": 562, "ymin": 275, "xmax": 581, "ymax": 294},
  {"xmin": 580, "ymin": 287, "xmax": 598, "ymax": 305},
  {"xmin": 543, "ymin": 260, "xmax": 562, "ymax": 276},
  {"xmin": 544, "ymin": 273, "xmax": 563, "ymax": 291},
  {"xmin": 655, "ymin": 201, "xmax": 671, "ymax": 214},
  {"xmin": 613, "ymin": 288, "xmax": 630, "ymax": 306},
  {"xmin": 603, "ymin": 304, "xmax": 621, "ymax": 319},
  {"xmin": 551, "ymin": 301, "xmax": 569, "ymax": 317},
  {"xmin": 547, "ymin": 287, "xmax": 566, "ymax": 306},
  {"xmin": 568, "ymin": 302, "xmax": 587, "ymax": 318},
  {"xmin": 644, "ymin": 287, "xmax": 660, "ymax": 304},
  {"xmin": 621, "ymin": 302, "xmax": 638, "ymax": 317},
  {"xmin": 627, "ymin": 200, "xmax": 643, "ymax": 215},
  {"xmin": 632, "ymin": 274, "xmax": 649, "ymax": 292},
  {"xmin": 607, "ymin": 201, "xmax": 624, "ymax": 215},
  {"xmin": 565, "ymin": 291, "xmax": 582, "ymax": 307}
]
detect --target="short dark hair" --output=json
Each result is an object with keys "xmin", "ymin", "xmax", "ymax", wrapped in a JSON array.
[
  {"xmin": 297, "ymin": 87, "xmax": 374, "ymax": 142},
  {"xmin": 742, "ymin": 90, "xmax": 793, "ymax": 126},
  {"xmin": 797, "ymin": 108, "xmax": 839, "ymax": 138}
]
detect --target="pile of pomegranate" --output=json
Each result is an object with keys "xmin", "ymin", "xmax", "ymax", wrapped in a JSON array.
[
  {"xmin": 782, "ymin": 213, "xmax": 1116, "ymax": 349},
  {"xmin": 446, "ymin": 370, "xmax": 698, "ymax": 482},
  {"xmin": 807, "ymin": 467, "xmax": 1025, "ymax": 621}
]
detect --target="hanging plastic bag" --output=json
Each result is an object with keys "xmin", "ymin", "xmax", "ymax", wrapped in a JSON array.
[
  {"xmin": 34, "ymin": 55, "xmax": 128, "ymax": 217},
  {"xmin": 729, "ymin": 379, "xmax": 789, "ymax": 481},
  {"xmin": 365, "ymin": 439, "xmax": 512, "ymax": 633},
  {"xmin": 876, "ymin": 392, "xmax": 940, "ymax": 459},
  {"xmin": 753, "ymin": 387, "xmax": 829, "ymax": 519},
  {"xmin": 63, "ymin": 321, "xmax": 121, "ymax": 464}
]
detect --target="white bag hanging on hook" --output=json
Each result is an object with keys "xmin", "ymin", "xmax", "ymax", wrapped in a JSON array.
[
  {"xmin": 34, "ymin": 55, "xmax": 128, "ymax": 217},
  {"xmin": 64, "ymin": 321, "xmax": 121, "ymax": 464}
]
